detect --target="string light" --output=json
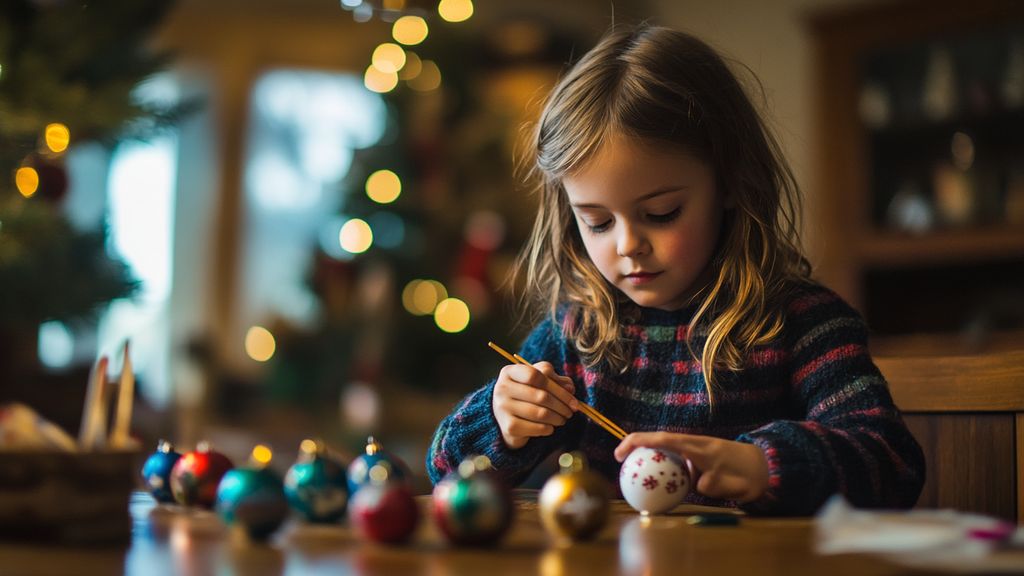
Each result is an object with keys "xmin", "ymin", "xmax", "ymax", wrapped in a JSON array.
[
  {"xmin": 365, "ymin": 169, "xmax": 401, "ymax": 203},
  {"xmin": 392, "ymin": 15, "xmax": 428, "ymax": 45},
  {"xmin": 434, "ymin": 297, "xmax": 470, "ymax": 332},
  {"xmin": 364, "ymin": 64, "xmax": 398, "ymax": 93},
  {"xmin": 399, "ymin": 52, "xmax": 423, "ymax": 81},
  {"xmin": 402, "ymin": 279, "xmax": 448, "ymax": 315},
  {"xmin": 15, "ymin": 166, "xmax": 39, "ymax": 198},
  {"xmin": 245, "ymin": 326, "xmax": 276, "ymax": 362},
  {"xmin": 251, "ymin": 444, "xmax": 273, "ymax": 465},
  {"xmin": 408, "ymin": 59, "xmax": 441, "ymax": 91},
  {"xmin": 372, "ymin": 43, "xmax": 407, "ymax": 74},
  {"xmin": 339, "ymin": 218, "xmax": 373, "ymax": 253},
  {"xmin": 438, "ymin": 0, "xmax": 473, "ymax": 23},
  {"xmin": 44, "ymin": 123, "xmax": 70, "ymax": 153}
]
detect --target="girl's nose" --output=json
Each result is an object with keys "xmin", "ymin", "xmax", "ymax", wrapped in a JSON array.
[{"xmin": 616, "ymin": 223, "xmax": 648, "ymax": 258}]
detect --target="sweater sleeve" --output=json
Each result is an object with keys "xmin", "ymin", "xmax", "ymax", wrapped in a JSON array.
[
  {"xmin": 736, "ymin": 287, "xmax": 926, "ymax": 516},
  {"xmin": 425, "ymin": 314, "xmax": 577, "ymax": 486}
]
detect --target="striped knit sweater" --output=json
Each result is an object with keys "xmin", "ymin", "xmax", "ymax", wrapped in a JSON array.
[{"xmin": 426, "ymin": 282, "xmax": 925, "ymax": 515}]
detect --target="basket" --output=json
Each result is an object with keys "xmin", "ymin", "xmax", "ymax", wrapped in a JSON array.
[{"xmin": 0, "ymin": 450, "xmax": 140, "ymax": 545}]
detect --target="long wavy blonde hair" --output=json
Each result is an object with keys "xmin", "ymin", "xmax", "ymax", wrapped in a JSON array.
[{"xmin": 514, "ymin": 25, "xmax": 811, "ymax": 410}]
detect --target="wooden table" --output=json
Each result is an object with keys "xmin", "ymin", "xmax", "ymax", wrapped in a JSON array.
[{"xmin": 0, "ymin": 492, "xmax": 1020, "ymax": 575}]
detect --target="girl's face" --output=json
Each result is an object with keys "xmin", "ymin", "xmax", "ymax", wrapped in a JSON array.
[{"xmin": 562, "ymin": 134, "xmax": 725, "ymax": 311}]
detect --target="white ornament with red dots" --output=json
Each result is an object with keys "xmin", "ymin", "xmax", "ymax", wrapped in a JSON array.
[{"xmin": 618, "ymin": 447, "xmax": 690, "ymax": 514}]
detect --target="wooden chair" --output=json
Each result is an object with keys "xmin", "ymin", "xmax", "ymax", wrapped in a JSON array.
[{"xmin": 877, "ymin": 350, "xmax": 1024, "ymax": 522}]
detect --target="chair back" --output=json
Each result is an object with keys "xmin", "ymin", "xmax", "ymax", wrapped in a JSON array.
[{"xmin": 876, "ymin": 350, "xmax": 1024, "ymax": 523}]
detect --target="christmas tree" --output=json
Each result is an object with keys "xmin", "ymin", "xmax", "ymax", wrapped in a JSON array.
[
  {"xmin": 259, "ymin": 8, "xmax": 586, "ymax": 434},
  {"xmin": 0, "ymin": 0, "xmax": 185, "ymax": 380}
]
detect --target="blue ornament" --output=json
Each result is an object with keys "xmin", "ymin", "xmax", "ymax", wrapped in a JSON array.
[
  {"xmin": 141, "ymin": 440, "xmax": 182, "ymax": 503},
  {"xmin": 215, "ymin": 446, "xmax": 288, "ymax": 540},
  {"xmin": 284, "ymin": 439, "xmax": 349, "ymax": 523},
  {"xmin": 346, "ymin": 436, "xmax": 410, "ymax": 495}
]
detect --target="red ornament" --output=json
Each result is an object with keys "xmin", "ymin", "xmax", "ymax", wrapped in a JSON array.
[
  {"xmin": 170, "ymin": 442, "xmax": 234, "ymax": 509},
  {"xmin": 348, "ymin": 481, "xmax": 419, "ymax": 544}
]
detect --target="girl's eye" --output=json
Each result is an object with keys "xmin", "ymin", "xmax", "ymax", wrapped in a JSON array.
[
  {"xmin": 586, "ymin": 219, "xmax": 612, "ymax": 234},
  {"xmin": 647, "ymin": 207, "xmax": 681, "ymax": 223}
]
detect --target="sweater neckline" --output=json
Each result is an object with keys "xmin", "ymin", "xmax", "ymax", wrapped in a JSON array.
[{"xmin": 629, "ymin": 303, "xmax": 698, "ymax": 325}]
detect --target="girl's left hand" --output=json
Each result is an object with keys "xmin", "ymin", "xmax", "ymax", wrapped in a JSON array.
[{"xmin": 614, "ymin": 432, "xmax": 769, "ymax": 503}]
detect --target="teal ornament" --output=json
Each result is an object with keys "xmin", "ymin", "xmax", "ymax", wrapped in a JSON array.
[
  {"xmin": 347, "ymin": 436, "xmax": 409, "ymax": 495},
  {"xmin": 284, "ymin": 439, "xmax": 349, "ymax": 523},
  {"xmin": 431, "ymin": 455, "xmax": 513, "ymax": 546},
  {"xmin": 215, "ymin": 448, "xmax": 288, "ymax": 540},
  {"xmin": 141, "ymin": 439, "xmax": 181, "ymax": 503}
]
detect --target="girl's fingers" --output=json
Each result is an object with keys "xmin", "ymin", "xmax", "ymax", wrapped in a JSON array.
[
  {"xmin": 614, "ymin": 432, "xmax": 706, "ymax": 463},
  {"xmin": 507, "ymin": 382, "xmax": 574, "ymax": 420},
  {"xmin": 614, "ymin": 432, "xmax": 672, "ymax": 461},
  {"xmin": 533, "ymin": 362, "xmax": 575, "ymax": 393},
  {"xmin": 513, "ymin": 363, "xmax": 579, "ymax": 414},
  {"xmin": 503, "ymin": 398, "xmax": 568, "ymax": 427},
  {"xmin": 504, "ymin": 415, "xmax": 555, "ymax": 439}
]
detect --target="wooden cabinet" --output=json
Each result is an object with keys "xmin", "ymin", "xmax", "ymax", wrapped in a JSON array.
[{"xmin": 807, "ymin": 0, "xmax": 1024, "ymax": 344}]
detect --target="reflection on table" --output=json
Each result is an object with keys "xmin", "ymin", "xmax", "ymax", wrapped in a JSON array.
[{"xmin": 3, "ymin": 491, "xmax": 1020, "ymax": 575}]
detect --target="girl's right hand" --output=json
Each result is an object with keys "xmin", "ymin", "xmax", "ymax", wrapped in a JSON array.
[{"xmin": 492, "ymin": 361, "xmax": 579, "ymax": 449}]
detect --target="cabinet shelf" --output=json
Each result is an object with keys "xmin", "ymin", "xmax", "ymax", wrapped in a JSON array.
[{"xmin": 858, "ymin": 226, "xmax": 1024, "ymax": 266}]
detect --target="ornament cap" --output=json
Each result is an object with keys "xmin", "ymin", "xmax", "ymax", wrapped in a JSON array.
[
  {"xmin": 365, "ymin": 436, "xmax": 381, "ymax": 456},
  {"xmin": 157, "ymin": 439, "xmax": 175, "ymax": 453},
  {"xmin": 196, "ymin": 440, "xmax": 211, "ymax": 453}
]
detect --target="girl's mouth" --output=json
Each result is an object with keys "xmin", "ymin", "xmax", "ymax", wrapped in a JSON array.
[{"xmin": 625, "ymin": 272, "xmax": 660, "ymax": 285}]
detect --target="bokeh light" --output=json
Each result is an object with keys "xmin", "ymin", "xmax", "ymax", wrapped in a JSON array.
[
  {"xmin": 392, "ymin": 15, "xmax": 428, "ymax": 45},
  {"xmin": 372, "ymin": 43, "xmax": 407, "ymax": 74},
  {"xmin": 44, "ymin": 123, "xmax": 71, "ymax": 153},
  {"xmin": 353, "ymin": 4, "xmax": 373, "ymax": 22},
  {"xmin": 339, "ymin": 218, "xmax": 373, "ymax": 253},
  {"xmin": 408, "ymin": 60, "xmax": 441, "ymax": 92},
  {"xmin": 38, "ymin": 320, "xmax": 74, "ymax": 370},
  {"xmin": 465, "ymin": 210, "xmax": 506, "ymax": 250},
  {"xmin": 402, "ymin": 279, "xmax": 448, "ymax": 315},
  {"xmin": 341, "ymin": 382, "xmax": 380, "ymax": 431},
  {"xmin": 252, "ymin": 444, "xmax": 273, "ymax": 465},
  {"xmin": 438, "ymin": 0, "xmax": 473, "ymax": 22},
  {"xmin": 365, "ymin": 169, "xmax": 401, "ymax": 203},
  {"xmin": 399, "ymin": 52, "xmax": 423, "ymax": 81},
  {"xmin": 245, "ymin": 326, "xmax": 276, "ymax": 362},
  {"xmin": 364, "ymin": 65, "xmax": 398, "ymax": 93},
  {"xmin": 15, "ymin": 166, "xmax": 39, "ymax": 198},
  {"xmin": 434, "ymin": 297, "xmax": 470, "ymax": 333}
]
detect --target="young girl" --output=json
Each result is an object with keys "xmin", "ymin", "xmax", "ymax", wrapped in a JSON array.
[{"xmin": 426, "ymin": 25, "xmax": 925, "ymax": 515}]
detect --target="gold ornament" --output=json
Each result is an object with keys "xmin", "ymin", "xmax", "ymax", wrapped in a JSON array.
[{"xmin": 539, "ymin": 452, "xmax": 610, "ymax": 543}]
